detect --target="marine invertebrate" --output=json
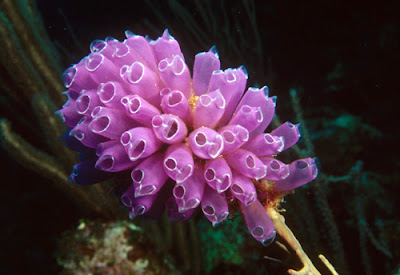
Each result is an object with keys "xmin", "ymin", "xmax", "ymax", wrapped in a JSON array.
[{"xmin": 58, "ymin": 29, "xmax": 318, "ymax": 245}]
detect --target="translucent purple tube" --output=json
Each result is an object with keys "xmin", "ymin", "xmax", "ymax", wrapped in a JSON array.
[
  {"xmin": 235, "ymin": 86, "xmax": 276, "ymax": 135},
  {"xmin": 63, "ymin": 62, "xmax": 98, "ymax": 91},
  {"xmin": 209, "ymin": 67, "xmax": 248, "ymax": 126},
  {"xmin": 204, "ymin": 158, "xmax": 232, "ymax": 193},
  {"xmin": 275, "ymin": 158, "xmax": 318, "ymax": 192},
  {"xmin": 158, "ymin": 55, "xmax": 191, "ymax": 98},
  {"xmin": 90, "ymin": 39, "xmax": 116, "ymax": 59},
  {"xmin": 261, "ymin": 157, "xmax": 290, "ymax": 181},
  {"xmin": 75, "ymin": 89, "xmax": 103, "ymax": 115},
  {"xmin": 120, "ymin": 61, "xmax": 163, "ymax": 106},
  {"xmin": 121, "ymin": 182, "xmax": 161, "ymax": 219},
  {"xmin": 192, "ymin": 46, "xmax": 220, "ymax": 96},
  {"xmin": 131, "ymin": 153, "xmax": 168, "ymax": 197},
  {"xmin": 241, "ymin": 133, "xmax": 284, "ymax": 156},
  {"xmin": 56, "ymin": 92, "xmax": 82, "ymax": 128},
  {"xmin": 124, "ymin": 31, "xmax": 158, "ymax": 72},
  {"xmin": 89, "ymin": 106, "xmax": 137, "ymax": 139},
  {"xmin": 128, "ymin": 193, "xmax": 158, "ymax": 219},
  {"xmin": 69, "ymin": 158, "xmax": 111, "ymax": 186},
  {"xmin": 106, "ymin": 40, "xmax": 137, "ymax": 67},
  {"xmin": 188, "ymin": 127, "xmax": 224, "ymax": 159},
  {"xmin": 225, "ymin": 149, "xmax": 267, "ymax": 180},
  {"xmin": 151, "ymin": 114, "xmax": 188, "ymax": 144},
  {"xmin": 231, "ymin": 171, "xmax": 257, "ymax": 206},
  {"xmin": 120, "ymin": 127, "xmax": 162, "ymax": 161},
  {"xmin": 241, "ymin": 199, "xmax": 276, "ymax": 246},
  {"xmin": 95, "ymin": 140, "xmax": 140, "ymax": 172},
  {"xmin": 97, "ymin": 81, "xmax": 129, "ymax": 108},
  {"xmin": 151, "ymin": 29, "xmax": 183, "ymax": 62},
  {"xmin": 84, "ymin": 53, "xmax": 121, "ymax": 84},
  {"xmin": 228, "ymin": 105, "xmax": 263, "ymax": 133},
  {"xmin": 160, "ymin": 88, "xmax": 191, "ymax": 124},
  {"xmin": 121, "ymin": 94, "xmax": 161, "ymax": 127},
  {"xmin": 192, "ymin": 89, "xmax": 226, "ymax": 129},
  {"xmin": 70, "ymin": 116, "xmax": 108, "ymax": 148},
  {"xmin": 201, "ymin": 185, "xmax": 229, "ymax": 226},
  {"xmin": 270, "ymin": 122, "xmax": 301, "ymax": 151},
  {"xmin": 163, "ymin": 143, "xmax": 194, "ymax": 183},
  {"xmin": 166, "ymin": 196, "xmax": 196, "ymax": 221},
  {"xmin": 61, "ymin": 128, "xmax": 89, "ymax": 152},
  {"xmin": 218, "ymin": 124, "xmax": 249, "ymax": 154},
  {"xmin": 173, "ymin": 163, "xmax": 205, "ymax": 212},
  {"xmin": 142, "ymin": 180, "xmax": 174, "ymax": 220}
]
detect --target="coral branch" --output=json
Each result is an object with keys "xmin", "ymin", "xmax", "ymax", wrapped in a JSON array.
[
  {"xmin": 1, "ymin": 0, "xmax": 64, "ymax": 105},
  {"xmin": 318, "ymin": 254, "xmax": 339, "ymax": 275},
  {"xmin": 0, "ymin": 119, "xmax": 109, "ymax": 216},
  {"xmin": 0, "ymin": 119, "xmax": 68, "ymax": 183},
  {"xmin": 0, "ymin": 12, "xmax": 44, "ymax": 98},
  {"xmin": 31, "ymin": 95, "xmax": 77, "ymax": 169},
  {"xmin": 266, "ymin": 208, "xmax": 321, "ymax": 275}
]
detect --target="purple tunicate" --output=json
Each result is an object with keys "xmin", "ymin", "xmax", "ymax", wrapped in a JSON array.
[
  {"xmin": 124, "ymin": 31, "xmax": 158, "ymax": 71},
  {"xmin": 158, "ymin": 55, "xmax": 191, "ymax": 98},
  {"xmin": 235, "ymin": 86, "xmax": 276, "ymax": 135},
  {"xmin": 56, "ymin": 92, "xmax": 82, "ymax": 128},
  {"xmin": 218, "ymin": 124, "xmax": 249, "ymax": 154},
  {"xmin": 231, "ymin": 171, "xmax": 257, "ymax": 206},
  {"xmin": 160, "ymin": 88, "xmax": 191, "ymax": 124},
  {"xmin": 142, "ymin": 180, "xmax": 175, "ymax": 220},
  {"xmin": 89, "ymin": 106, "xmax": 137, "ymax": 139},
  {"xmin": 204, "ymin": 158, "xmax": 232, "ymax": 193},
  {"xmin": 84, "ymin": 53, "xmax": 121, "ymax": 84},
  {"xmin": 270, "ymin": 122, "xmax": 301, "ymax": 151},
  {"xmin": 228, "ymin": 105, "xmax": 263, "ymax": 133},
  {"xmin": 166, "ymin": 196, "xmax": 196, "ymax": 221},
  {"xmin": 59, "ymin": 29, "xmax": 319, "ymax": 246},
  {"xmin": 261, "ymin": 157, "xmax": 290, "ymax": 181},
  {"xmin": 151, "ymin": 114, "xmax": 188, "ymax": 144},
  {"xmin": 201, "ymin": 185, "xmax": 229, "ymax": 226},
  {"xmin": 193, "ymin": 89, "xmax": 226, "ymax": 129},
  {"xmin": 226, "ymin": 149, "xmax": 267, "ymax": 180},
  {"xmin": 275, "ymin": 158, "xmax": 318, "ymax": 192},
  {"xmin": 131, "ymin": 153, "xmax": 168, "ymax": 197},
  {"xmin": 241, "ymin": 199, "xmax": 276, "ymax": 246},
  {"xmin": 173, "ymin": 163, "xmax": 205, "ymax": 212},
  {"xmin": 120, "ymin": 61, "xmax": 163, "ymax": 106},
  {"xmin": 209, "ymin": 67, "xmax": 248, "ymax": 126},
  {"xmin": 128, "ymin": 193, "xmax": 158, "ymax": 219},
  {"xmin": 120, "ymin": 127, "xmax": 162, "ymax": 161},
  {"xmin": 75, "ymin": 89, "xmax": 103, "ymax": 115},
  {"xmin": 121, "ymin": 94, "xmax": 161, "ymax": 127},
  {"xmin": 70, "ymin": 116, "xmax": 108, "ymax": 148},
  {"xmin": 163, "ymin": 143, "xmax": 194, "ymax": 183},
  {"xmin": 151, "ymin": 29, "xmax": 183, "ymax": 62},
  {"xmin": 62, "ymin": 62, "xmax": 98, "ymax": 91},
  {"xmin": 192, "ymin": 47, "xmax": 221, "ymax": 96},
  {"xmin": 241, "ymin": 133, "xmax": 284, "ymax": 156},
  {"xmin": 96, "ymin": 140, "xmax": 141, "ymax": 172},
  {"xmin": 90, "ymin": 39, "xmax": 115, "ymax": 58},
  {"xmin": 69, "ymin": 158, "xmax": 111, "ymax": 186},
  {"xmin": 61, "ymin": 128, "xmax": 90, "ymax": 152},
  {"xmin": 108, "ymin": 40, "xmax": 137, "ymax": 67},
  {"xmin": 97, "ymin": 81, "xmax": 128, "ymax": 107},
  {"xmin": 188, "ymin": 127, "xmax": 224, "ymax": 159}
]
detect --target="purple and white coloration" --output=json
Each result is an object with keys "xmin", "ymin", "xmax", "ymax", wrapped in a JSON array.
[{"xmin": 58, "ymin": 29, "xmax": 318, "ymax": 245}]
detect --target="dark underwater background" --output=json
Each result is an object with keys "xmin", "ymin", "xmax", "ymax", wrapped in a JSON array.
[{"xmin": 0, "ymin": 0, "xmax": 399, "ymax": 274}]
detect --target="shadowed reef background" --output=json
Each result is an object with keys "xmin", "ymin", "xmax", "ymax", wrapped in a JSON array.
[{"xmin": 0, "ymin": 0, "xmax": 399, "ymax": 274}]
